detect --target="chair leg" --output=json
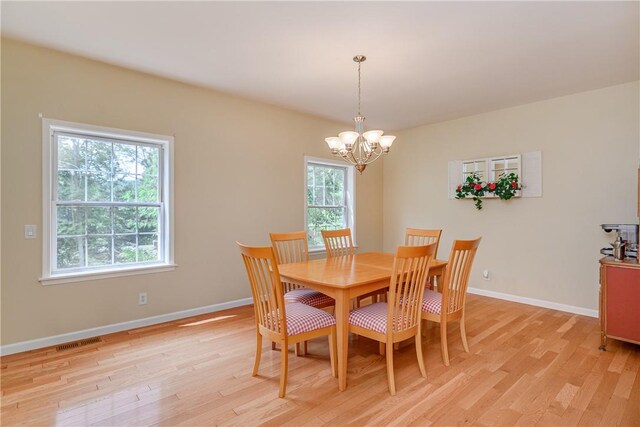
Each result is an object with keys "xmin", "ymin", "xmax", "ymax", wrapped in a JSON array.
[
  {"xmin": 386, "ymin": 341, "xmax": 396, "ymax": 395},
  {"xmin": 304, "ymin": 340, "xmax": 308, "ymax": 354},
  {"xmin": 379, "ymin": 341, "xmax": 386, "ymax": 355},
  {"xmin": 394, "ymin": 342, "xmax": 400, "ymax": 350},
  {"xmin": 415, "ymin": 329, "xmax": 427, "ymax": 378},
  {"xmin": 440, "ymin": 321, "xmax": 450, "ymax": 366},
  {"xmin": 252, "ymin": 332, "xmax": 263, "ymax": 376},
  {"xmin": 279, "ymin": 340, "xmax": 289, "ymax": 398},
  {"xmin": 460, "ymin": 311, "xmax": 470, "ymax": 353},
  {"xmin": 422, "ymin": 318, "xmax": 428, "ymax": 337},
  {"xmin": 329, "ymin": 329, "xmax": 337, "ymax": 378}
]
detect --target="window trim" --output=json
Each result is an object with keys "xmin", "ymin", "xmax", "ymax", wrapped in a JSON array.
[
  {"xmin": 303, "ymin": 156, "xmax": 356, "ymax": 251},
  {"xmin": 40, "ymin": 118, "xmax": 175, "ymax": 285}
]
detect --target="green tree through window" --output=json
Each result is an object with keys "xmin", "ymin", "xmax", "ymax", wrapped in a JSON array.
[
  {"xmin": 55, "ymin": 133, "xmax": 162, "ymax": 271},
  {"xmin": 306, "ymin": 162, "xmax": 348, "ymax": 247}
]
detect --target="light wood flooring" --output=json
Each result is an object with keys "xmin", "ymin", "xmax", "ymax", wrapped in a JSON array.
[{"xmin": 1, "ymin": 294, "xmax": 639, "ymax": 426}]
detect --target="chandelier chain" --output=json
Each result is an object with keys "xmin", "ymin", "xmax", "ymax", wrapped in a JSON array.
[{"xmin": 357, "ymin": 60, "xmax": 361, "ymax": 116}]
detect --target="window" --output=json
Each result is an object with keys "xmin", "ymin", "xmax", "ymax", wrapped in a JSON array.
[
  {"xmin": 42, "ymin": 119, "xmax": 174, "ymax": 284},
  {"xmin": 304, "ymin": 157, "xmax": 355, "ymax": 249}
]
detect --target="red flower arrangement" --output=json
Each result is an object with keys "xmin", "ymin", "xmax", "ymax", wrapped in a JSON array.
[{"xmin": 455, "ymin": 172, "xmax": 521, "ymax": 210}]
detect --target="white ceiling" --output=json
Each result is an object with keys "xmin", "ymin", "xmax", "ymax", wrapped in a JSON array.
[{"xmin": 2, "ymin": 1, "xmax": 638, "ymax": 130}]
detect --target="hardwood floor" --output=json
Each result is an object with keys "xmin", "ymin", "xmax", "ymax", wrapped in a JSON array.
[{"xmin": 1, "ymin": 294, "xmax": 639, "ymax": 426}]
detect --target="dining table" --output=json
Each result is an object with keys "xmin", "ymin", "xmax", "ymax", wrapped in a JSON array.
[{"xmin": 278, "ymin": 252, "xmax": 447, "ymax": 391}]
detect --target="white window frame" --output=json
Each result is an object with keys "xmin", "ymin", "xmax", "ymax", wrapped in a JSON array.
[
  {"xmin": 303, "ymin": 156, "xmax": 356, "ymax": 252},
  {"xmin": 460, "ymin": 154, "xmax": 522, "ymax": 199},
  {"xmin": 41, "ymin": 118, "xmax": 175, "ymax": 285}
]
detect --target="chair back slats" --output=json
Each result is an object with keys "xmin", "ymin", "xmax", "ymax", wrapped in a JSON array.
[
  {"xmin": 387, "ymin": 244, "xmax": 436, "ymax": 334},
  {"xmin": 238, "ymin": 243, "xmax": 286, "ymax": 335},
  {"xmin": 404, "ymin": 228, "xmax": 443, "ymax": 258},
  {"xmin": 441, "ymin": 238, "xmax": 481, "ymax": 314},
  {"xmin": 322, "ymin": 228, "xmax": 355, "ymax": 258},
  {"xmin": 270, "ymin": 231, "xmax": 309, "ymax": 293}
]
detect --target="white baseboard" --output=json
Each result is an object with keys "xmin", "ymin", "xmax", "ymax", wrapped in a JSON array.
[
  {"xmin": 468, "ymin": 287, "xmax": 598, "ymax": 318},
  {"xmin": 0, "ymin": 297, "xmax": 253, "ymax": 356}
]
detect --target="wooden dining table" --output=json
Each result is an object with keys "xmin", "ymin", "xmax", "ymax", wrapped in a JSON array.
[{"xmin": 278, "ymin": 252, "xmax": 447, "ymax": 391}]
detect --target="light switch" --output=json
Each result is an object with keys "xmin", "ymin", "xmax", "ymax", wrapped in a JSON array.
[{"xmin": 24, "ymin": 225, "xmax": 37, "ymax": 239}]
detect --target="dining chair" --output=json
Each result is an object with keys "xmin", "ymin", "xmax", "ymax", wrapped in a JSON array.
[
  {"xmin": 270, "ymin": 231, "xmax": 334, "ymax": 309},
  {"xmin": 271, "ymin": 231, "xmax": 335, "ymax": 355},
  {"xmin": 348, "ymin": 244, "xmax": 436, "ymax": 395},
  {"xmin": 405, "ymin": 228, "xmax": 443, "ymax": 290},
  {"xmin": 421, "ymin": 237, "xmax": 481, "ymax": 366},
  {"xmin": 321, "ymin": 228, "xmax": 355, "ymax": 257},
  {"xmin": 322, "ymin": 228, "xmax": 385, "ymax": 307},
  {"xmin": 405, "ymin": 228, "xmax": 442, "ymax": 258},
  {"xmin": 237, "ymin": 243, "xmax": 337, "ymax": 397}
]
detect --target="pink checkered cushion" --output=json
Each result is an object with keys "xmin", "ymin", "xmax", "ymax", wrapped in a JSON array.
[
  {"xmin": 272, "ymin": 302, "xmax": 336, "ymax": 336},
  {"xmin": 284, "ymin": 288, "xmax": 334, "ymax": 308},
  {"xmin": 349, "ymin": 302, "xmax": 389, "ymax": 334},
  {"xmin": 349, "ymin": 302, "xmax": 413, "ymax": 334},
  {"xmin": 422, "ymin": 289, "xmax": 443, "ymax": 314}
]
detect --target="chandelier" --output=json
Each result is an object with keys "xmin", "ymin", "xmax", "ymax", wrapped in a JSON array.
[{"xmin": 325, "ymin": 55, "xmax": 396, "ymax": 174}]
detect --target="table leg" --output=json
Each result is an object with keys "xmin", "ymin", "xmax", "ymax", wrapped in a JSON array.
[{"xmin": 335, "ymin": 289, "xmax": 350, "ymax": 391}]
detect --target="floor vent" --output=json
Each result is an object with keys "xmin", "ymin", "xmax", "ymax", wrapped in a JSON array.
[{"xmin": 56, "ymin": 337, "xmax": 102, "ymax": 351}]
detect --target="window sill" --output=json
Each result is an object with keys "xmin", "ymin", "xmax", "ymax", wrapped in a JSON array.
[{"xmin": 40, "ymin": 263, "xmax": 177, "ymax": 286}]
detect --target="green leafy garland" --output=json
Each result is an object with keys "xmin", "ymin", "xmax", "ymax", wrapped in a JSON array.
[{"xmin": 455, "ymin": 172, "xmax": 521, "ymax": 210}]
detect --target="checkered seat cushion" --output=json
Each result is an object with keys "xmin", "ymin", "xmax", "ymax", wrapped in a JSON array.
[
  {"xmin": 284, "ymin": 288, "xmax": 334, "ymax": 308},
  {"xmin": 349, "ymin": 302, "xmax": 412, "ymax": 334},
  {"xmin": 267, "ymin": 303, "xmax": 336, "ymax": 336},
  {"xmin": 422, "ymin": 289, "xmax": 443, "ymax": 314},
  {"xmin": 349, "ymin": 302, "xmax": 388, "ymax": 334}
]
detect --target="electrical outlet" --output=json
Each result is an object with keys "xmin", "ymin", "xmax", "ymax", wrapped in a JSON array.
[
  {"xmin": 138, "ymin": 292, "xmax": 148, "ymax": 305},
  {"xmin": 482, "ymin": 270, "xmax": 490, "ymax": 280}
]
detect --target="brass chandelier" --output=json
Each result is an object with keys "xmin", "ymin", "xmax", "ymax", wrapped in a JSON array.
[{"xmin": 325, "ymin": 55, "xmax": 396, "ymax": 173}]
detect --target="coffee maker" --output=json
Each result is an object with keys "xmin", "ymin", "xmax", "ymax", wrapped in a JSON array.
[{"xmin": 600, "ymin": 224, "xmax": 639, "ymax": 259}]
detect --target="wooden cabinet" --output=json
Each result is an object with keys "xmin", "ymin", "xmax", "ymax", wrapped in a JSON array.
[{"xmin": 599, "ymin": 257, "xmax": 640, "ymax": 350}]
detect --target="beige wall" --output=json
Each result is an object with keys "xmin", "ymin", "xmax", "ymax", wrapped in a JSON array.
[
  {"xmin": 383, "ymin": 81, "xmax": 639, "ymax": 311},
  {"xmin": 0, "ymin": 39, "xmax": 383, "ymax": 345}
]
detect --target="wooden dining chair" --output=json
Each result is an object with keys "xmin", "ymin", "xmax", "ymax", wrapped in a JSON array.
[
  {"xmin": 405, "ymin": 228, "xmax": 442, "ymax": 258},
  {"xmin": 271, "ymin": 231, "xmax": 335, "ymax": 355},
  {"xmin": 321, "ymin": 228, "xmax": 356, "ymax": 257},
  {"xmin": 405, "ymin": 228, "xmax": 443, "ymax": 290},
  {"xmin": 322, "ymin": 228, "xmax": 384, "ymax": 307},
  {"xmin": 348, "ymin": 244, "xmax": 436, "ymax": 395},
  {"xmin": 270, "ymin": 231, "xmax": 334, "ymax": 310},
  {"xmin": 237, "ymin": 243, "xmax": 337, "ymax": 398},
  {"xmin": 421, "ymin": 238, "xmax": 481, "ymax": 366}
]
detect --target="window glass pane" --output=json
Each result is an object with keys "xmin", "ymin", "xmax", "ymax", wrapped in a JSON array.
[
  {"xmin": 137, "ymin": 175, "xmax": 158, "ymax": 202},
  {"xmin": 57, "ymin": 237, "xmax": 84, "ymax": 269},
  {"xmin": 113, "ymin": 173, "xmax": 136, "ymax": 202},
  {"xmin": 138, "ymin": 145, "xmax": 159, "ymax": 176},
  {"xmin": 138, "ymin": 233, "xmax": 159, "ymax": 262},
  {"xmin": 57, "ymin": 206, "xmax": 85, "ymax": 236},
  {"xmin": 57, "ymin": 170, "xmax": 85, "ymax": 201},
  {"xmin": 87, "ymin": 206, "xmax": 112, "ymax": 235},
  {"xmin": 307, "ymin": 207, "xmax": 345, "ymax": 246},
  {"xmin": 138, "ymin": 207, "xmax": 159, "ymax": 233},
  {"xmin": 87, "ymin": 236, "xmax": 112, "ymax": 266},
  {"xmin": 50, "ymin": 125, "xmax": 169, "ymax": 275},
  {"xmin": 114, "ymin": 207, "xmax": 137, "ymax": 233},
  {"xmin": 58, "ymin": 136, "xmax": 85, "ymax": 171},
  {"xmin": 85, "ymin": 139, "xmax": 112, "ymax": 173},
  {"xmin": 87, "ymin": 172, "xmax": 111, "ymax": 202},
  {"xmin": 114, "ymin": 235, "xmax": 137, "ymax": 264},
  {"xmin": 113, "ymin": 143, "xmax": 136, "ymax": 176}
]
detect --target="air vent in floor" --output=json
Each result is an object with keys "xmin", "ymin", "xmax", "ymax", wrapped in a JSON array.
[{"xmin": 56, "ymin": 337, "xmax": 102, "ymax": 351}]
